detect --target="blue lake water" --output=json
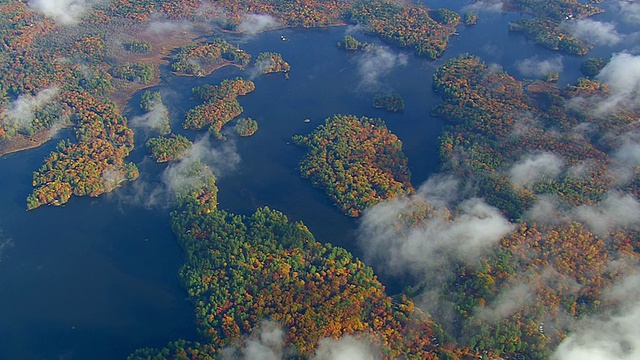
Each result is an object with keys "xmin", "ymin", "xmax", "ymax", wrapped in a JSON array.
[{"xmin": 0, "ymin": 1, "xmax": 633, "ymax": 358}]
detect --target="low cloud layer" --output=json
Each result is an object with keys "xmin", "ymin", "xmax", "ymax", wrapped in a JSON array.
[
  {"xmin": 237, "ymin": 14, "xmax": 280, "ymax": 35},
  {"xmin": 162, "ymin": 135, "xmax": 241, "ymax": 194},
  {"xmin": 572, "ymin": 191, "xmax": 640, "ymax": 237},
  {"xmin": 516, "ymin": 56, "xmax": 563, "ymax": 78},
  {"xmin": 595, "ymin": 52, "xmax": 640, "ymax": 113},
  {"xmin": 145, "ymin": 20, "xmax": 193, "ymax": 36},
  {"xmin": 615, "ymin": 0, "xmax": 640, "ymax": 25},
  {"xmin": 29, "ymin": 0, "xmax": 94, "ymax": 25},
  {"xmin": 462, "ymin": 0, "xmax": 504, "ymax": 13},
  {"xmin": 509, "ymin": 152, "xmax": 564, "ymax": 188},
  {"xmin": 311, "ymin": 336, "xmax": 378, "ymax": 360},
  {"xmin": 130, "ymin": 101, "xmax": 170, "ymax": 135},
  {"xmin": 118, "ymin": 134, "xmax": 241, "ymax": 208},
  {"xmin": 552, "ymin": 274, "xmax": 640, "ymax": 360},
  {"xmin": 242, "ymin": 320, "xmax": 284, "ymax": 360},
  {"xmin": 358, "ymin": 176, "xmax": 514, "ymax": 277},
  {"xmin": 356, "ymin": 46, "xmax": 408, "ymax": 91},
  {"xmin": 565, "ymin": 19, "xmax": 623, "ymax": 46},
  {"xmin": 475, "ymin": 283, "xmax": 533, "ymax": 323},
  {"xmin": 2, "ymin": 87, "xmax": 59, "ymax": 132}
]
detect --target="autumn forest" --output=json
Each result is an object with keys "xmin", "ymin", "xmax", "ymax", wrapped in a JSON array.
[{"xmin": 1, "ymin": 0, "xmax": 639, "ymax": 359}]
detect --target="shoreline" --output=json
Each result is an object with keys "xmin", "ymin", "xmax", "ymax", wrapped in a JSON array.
[
  {"xmin": 0, "ymin": 129, "xmax": 54, "ymax": 157},
  {"xmin": 1, "ymin": 21, "xmax": 353, "ymax": 158}
]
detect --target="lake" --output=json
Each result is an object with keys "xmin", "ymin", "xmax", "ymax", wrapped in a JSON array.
[{"xmin": 0, "ymin": 1, "xmax": 631, "ymax": 358}]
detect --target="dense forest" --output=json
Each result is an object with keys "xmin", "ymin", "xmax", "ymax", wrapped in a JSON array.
[
  {"xmin": 373, "ymin": 93, "xmax": 405, "ymax": 112},
  {"xmin": 506, "ymin": 0, "xmax": 605, "ymax": 55},
  {"xmin": 146, "ymin": 134, "xmax": 192, "ymax": 163},
  {"xmin": 129, "ymin": 179, "xmax": 478, "ymax": 359},
  {"xmin": 293, "ymin": 114, "xmax": 414, "ymax": 217},
  {"xmin": 1, "ymin": 0, "xmax": 638, "ymax": 359},
  {"xmin": 379, "ymin": 54, "xmax": 640, "ymax": 359}
]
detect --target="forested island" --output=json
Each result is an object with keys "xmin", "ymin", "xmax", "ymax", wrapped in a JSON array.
[
  {"xmin": 146, "ymin": 134, "xmax": 192, "ymax": 163},
  {"xmin": 171, "ymin": 39, "xmax": 251, "ymax": 77},
  {"xmin": 2, "ymin": 1, "xmax": 639, "ymax": 360},
  {"xmin": 337, "ymin": 35, "xmax": 371, "ymax": 51},
  {"xmin": 254, "ymin": 52, "xmax": 291, "ymax": 75},
  {"xmin": 234, "ymin": 117, "xmax": 259, "ymax": 137},
  {"xmin": 184, "ymin": 78, "xmax": 255, "ymax": 139},
  {"xmin": 373, "ymin": 93, "xmax": 405, "ymax": 112},
  {"xmin": 293, "ymin": 114, "xmax": 413, "ymax": 217},
  {"xmin": 508, "ymin": 18, "xmax": 591, "ymax": 55},
  {"xmin": 129, "ymin": 180, "xmax": 471, "ymax": 360},
  {"xmin": 504, "ymin": 0, "xmax": 605, "ymax": 55}
]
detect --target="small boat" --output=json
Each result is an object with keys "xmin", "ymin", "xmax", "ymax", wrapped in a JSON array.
[
  {"xmin": 281, "ymin": 35, "xmax": 287, "ymax": 41},
  {"xmin": 303, "ymin": 118, "xmax": 310, "ymax": 123}
]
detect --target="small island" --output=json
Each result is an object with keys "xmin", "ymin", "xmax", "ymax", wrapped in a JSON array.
[
  {"xmin": 337, "ymin": 35, "xmax": 372, "ymax": 51},
  {"xmin": 580, "ymin": 57, "xmax": 608, "ymax": 77},
  {"xmin": 139, "ymin": 90, "xmax": 171, "ymax": 135},
  {"xmin": 508, "ymin": 18, "xmax": 591, "ymax": 56},
  {"xmin": 348, "ymin": 0, "xmax": 460, "ymax": 59},
  {"xmin": 171, "ymin": 39, "xmax": 251, "ymax": 77},
  {"xmin": 183, "ymin": 77, "xmax": 255, "ymax": 140},
  {"xmin": 373, "ymin": 93, "xmax": 405, "ymax": 112},
  {"xmin": 146, "ymin": 134, "xmax": 192, "ymax": 163},
  {"xmin": 463, "ymin": 11, "xmax": 478, "ymax": 26},
  {"xmin": 254, "ymin": 52, "xmax": 291, "ymax": 75},
  {"xmin": 293, "ymin": 114, "xmax": 413, "ymax": 217},
  {"xmin": 234, "ymin": 117, "xmax": 258, "ymax": 137}
]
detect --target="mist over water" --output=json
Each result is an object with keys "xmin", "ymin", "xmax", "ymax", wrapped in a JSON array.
[{"xmin": 0, "ymin": 1, "xmax": 633, "ymax": 357}]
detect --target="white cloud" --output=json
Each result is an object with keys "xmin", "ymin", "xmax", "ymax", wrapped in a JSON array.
[
  {"xmin": 162, "ymin": 134, "xmax": 240, "ymax": 194},
  {"xmin": 311, "ymin": 335, "xmax": 379, "ymax": 360},
  {"xmin": 2, "ymin": 87, "xmax": 59, "ymax": 132},
  {"xmin": 130, "ymin": 101, "xmax": 170, "ymax": 135},
  {"xmin": 241, "ymin": 320, "xmax": 284, "ymax": 360},
  {"xmin": 615, "ymin": 1, "xmax": 640, "ymax": 25},
  {"xmin": 145, "ymin": 21, "xmax": 193, "ymax": 36},
  {"xmin": 358, "ymin": 180, "xmax": 514, "ymax": 277},
  {"xmin": 595, "ymin": 52, "xmax": 640, "ymax": 113},
  {"xmin": 565, "ymin": 19, "xmax": 623, "ymax": 46},
  {"xmin": 462, "ymin": 0, "xmax": 504, "ymax": 13},
  {"xmin": 509, "ymin": 152, "xmax": 564, "ymax": 188},
  {"xmin": 237, "ymin": 14, "xmax": 280, "ymax": 35},
  {"xmin": 29, "ymin": 0, "xmax": 93, "ymax": 25},
  {"xmin": 356, "ymin": 46, "xmax": 408, "ymax": 91},
  {"xmin": 516, "ymin": 56, "xmax": 563, "ymax": 78},
  {"xmin": 552, "ymin": 278, "xmax": 640, "ymax": 360},
  {"xmin": 572, "ymin": 191, "xmax": 640, "ymax": 237},
  {"xmin": 475, "ymin": 283, "xmax": 533, "ymax": 323}
]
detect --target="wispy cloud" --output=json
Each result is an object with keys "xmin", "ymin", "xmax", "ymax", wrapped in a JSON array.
[
  {"xmin": 311, "ymin": 335, "xmax": 379, "ymax": 360},
  {"xmin": 509, "ymin": 152, "xmax": 564, "ymax": 189},
  {"xmin": 356, "ymin": 46, "xmax": 408, "ymax": 91},
  {"xmin": 29, "ymin": 0, "xmax": 95, "ymax": 25},
  {"xmin": 2, "ymin": 87, "xmax": 59, "ymax": 132},
  {"xmin": 462, "ymin": 0, "xmax": 504, "ymax": 13},
  {"xmin": 516, "ymin": 56, "xmax": 563, "ymax": 78},
  {"xmin": 237, "ymin": 14, "xmax": 280, "ymax": 35},
  {"xmin": 595, "ymin": 52, "xmax": 640, "ymax": 113},
  {"xmin": 552, "ymin": 274, "xmax": 640, "ymax": 360},
  {"xmin": 565, "ymin": 19, "xmax": 623, "ymax": 46},
  {"xmin": 572, "ymin": 191, "xmax": 640, "ymax": 237},
  {"xmin": 358, "ymin": 175, "xmax": 513, "ymax": 277}
]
